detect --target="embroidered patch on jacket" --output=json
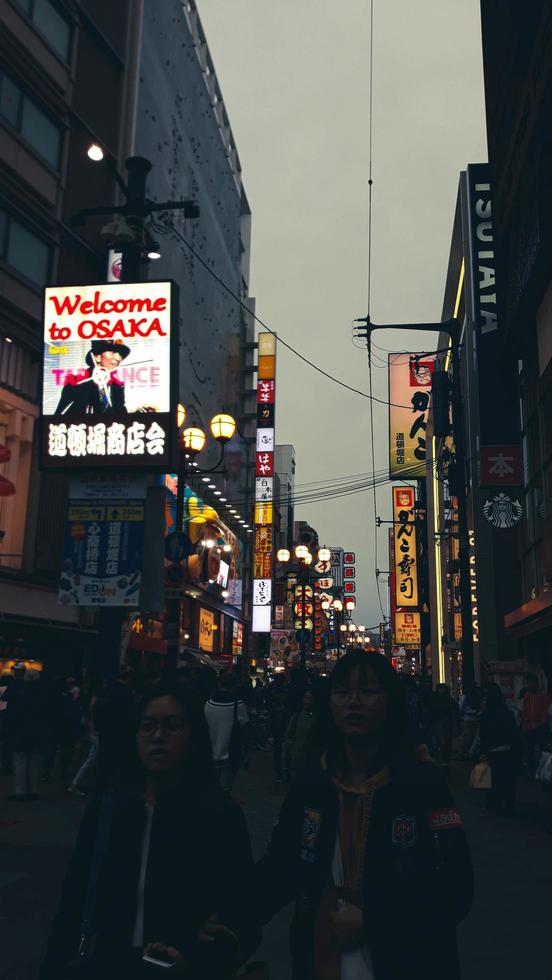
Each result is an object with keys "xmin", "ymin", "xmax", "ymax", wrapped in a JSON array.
[
  {"xmin": 428, "ymin": 808, "xmax": 462, "ymax": 831},
  {"xmin": 301, "ymin": 807, "xmax": 322, "ymax": 864},
  {"xmin": 391, "ymin": 814, "xmax": 417, "ymax": 848}
]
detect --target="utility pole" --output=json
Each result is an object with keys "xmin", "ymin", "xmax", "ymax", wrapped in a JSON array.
[{"xmin": 354, "ymin": 316, "xmax": 475, "ymax": 693}]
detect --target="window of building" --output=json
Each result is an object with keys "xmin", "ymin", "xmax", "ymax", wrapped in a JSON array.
[
  {"xmin": 0, "ymin": 209, "xmax": 51, "ymax": 287},
  {"xmin": 14, "ymin": 0, "xmax": 71, "ymax": 62},
  {"xmin": 0, "ymin": 71, "xmax": 62, "ymax": 169}
]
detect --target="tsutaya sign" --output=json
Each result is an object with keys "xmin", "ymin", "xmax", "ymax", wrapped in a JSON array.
[
  {"xmin": 40, "ymin": 281, "xmax": 177, "ymax": 471},
  {"xmin": 392, "ymin": 485, "xmax": 419, "ymax": 609},
  {"xmin": 388, "ymin": 354, "xmax": 435, "ymax": 479},
  {"xmin": 252, "ymin": 333, "xmax": 276, "ymax": 632}
]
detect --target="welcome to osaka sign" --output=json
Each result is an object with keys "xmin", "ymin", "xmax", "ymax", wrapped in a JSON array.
[{"xmin": 40, "ymin": 281, "xmax": 178, "ymax": 471}]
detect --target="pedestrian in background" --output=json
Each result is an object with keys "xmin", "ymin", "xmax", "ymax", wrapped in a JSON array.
[
  {"xmin": 42, "ymin": 684, "xmax": 259, "ymax": 979},
  {"xmin": 458, "ymin": 685, "xmax": 481, "ymax": 760},
  {"xmin": 60, "ymin": 676, "xmax": 84, "ymax": 784},
  {"xmin": 0, "ymin": 670, "xmax": 14, "ymax": 774},
  {"xmin": 9, "ymin": 668, "xmax": 44, "ymax": 802},
  {"xmin": 255, "ymin": 650, "xmax": 473, "ymax": 980},
  {"xmin": 478, "ymin": 683, "xmax": 520, "ymax": 816},
  {"xmin": 67, "ymin": 681, "xmax": 102, "ymax": 798},
  {"xmin": 285, "ymin": 686, "xmax": 317, "ymax": 783},
  {"xmin": 520, "ymin": 673, "xmax": 550, "ymax": 775},
  {"xmin": 204, "ymin": 671, "xmax": 248, "ymax": 793},
  {"xmin": 267, "ymin": 673, "xmax": 289, "ymax": 783},
  {"xmin": 432, "ymin": 683, "xmax": 460, "ymax": 767}
]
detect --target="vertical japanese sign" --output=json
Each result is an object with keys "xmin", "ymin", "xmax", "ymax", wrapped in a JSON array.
[
  {"xmin": 59, "ymin": 475, "xmax": 147, "ymax": 606},
  {"xmin": 252, "ymin": 332, "xmax": 276, "ymax": 632},
  {"xmin": 389, "ymin": 528, "xmax": 397, "ymax": 644},
  {"xmin": 389, "ymin": 354, "xmax": 435, "ymax": 479},
  {"xmin": 41, "ymin": 281, "xmax": 177, "ymax": 471},
  {"xmin": 392, "ymin": 486, "xmax": 419, "ymax": 608}
]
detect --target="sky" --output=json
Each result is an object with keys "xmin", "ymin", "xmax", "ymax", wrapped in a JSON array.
[{"xmin": 197, "ymin": 0, "xmax": 488, "ymax": 629}]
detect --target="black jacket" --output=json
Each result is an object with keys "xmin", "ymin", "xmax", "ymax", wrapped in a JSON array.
[
  {"xmin": 55, "ymin": 376, "xmax": 127, "ymax": 415},
  {"xmin": 255, "ymin": 761, "xmax": 473, "ymax": 980},
  {"xmin": 42, "ymin": 782, "xmax": 259, "ymax": 979}
]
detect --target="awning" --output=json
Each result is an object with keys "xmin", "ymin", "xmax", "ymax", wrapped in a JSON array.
[
  {"xmin": 504, "ymin": 591, "xmax": 552, "ymax": 639},
  {"xmin": 0, "ymin": 581, "xmax": 80, "ymax": 624}
]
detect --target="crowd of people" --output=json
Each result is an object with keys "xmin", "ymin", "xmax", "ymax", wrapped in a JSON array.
[{"xmin": 0, "ymin": 655, "xmax": 550, "ymax": 978}]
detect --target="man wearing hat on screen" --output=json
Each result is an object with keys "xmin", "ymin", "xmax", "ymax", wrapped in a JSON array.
[{"xmin": 55, "ymin": 339, "xmax": 130, "ymax": 416}]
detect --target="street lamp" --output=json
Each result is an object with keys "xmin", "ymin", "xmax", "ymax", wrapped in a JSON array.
[
  {"xmin": 345, "ymin": 597, "xmax": 356, "ymax": 611},
  {"xmin": 277, "ymin": 548, "xmax": 291, "ymax": 563},
  {"xmin": 276, "ymin": 542, "xmax": 331, "ymax": 670},
  {"xmin": 318, "ymin": 547, "xmax": 331, "ymax": 562},
  {"xmin": 210, "ymin": 413, "xmax": 236, "ymax": 442}
]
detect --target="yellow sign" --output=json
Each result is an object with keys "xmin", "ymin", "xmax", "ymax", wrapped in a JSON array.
[
  {"xmin": 389, "ymin": 354, "xmax": 435, "ymax": 478},
  {"xmin": 395, "ymin": 611, "xmax": 421, "ymax": 646},
  {"xmin": 198, "ymin": 607, "xmax": 215, "ymax": 653},
  {"xmin": 258, "ymin": 355, "xmax": 276, "ymax": 379},
  {"xmin": 392, "ymin": 485, "xmax": 419, "ymax": 608},
  {"xmin": 254, "ymin": 502, "xmax": 273, "ymax": 526}
]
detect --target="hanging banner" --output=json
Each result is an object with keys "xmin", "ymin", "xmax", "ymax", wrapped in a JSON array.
[
  {"xmin": 59, "ymin": 474, "xmax": 147, "ymax": 606},
  {"xmin": 389, "ymin": 354, "xmax": 435, "ymax": 479},
  {"xmin": 392, "ymin": 485, "xmax": 419, "ymax": 608},
  {"xmin": 41, "ymin": 281, "xmax": 177, "ymax": 471},
  {"xmin": 252, "ymin": 332, "xmax": 277, "ymax": 632}
]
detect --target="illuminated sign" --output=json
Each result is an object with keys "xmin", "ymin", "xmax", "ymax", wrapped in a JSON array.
[
  {"xmin": 41, "ymin": 281, "xmax": 177, "ymax": 470},
  {"xmin": 392, "ymin": 485, "xmax": 419, "ymax": 608},
  {"xmin": 252, "ymin": 332, "xmax": 276, "ymax": 632},
  {"xmin": 389, "ymin": 354, "xmax": 435, "ymax": 479},
  {"xmin": 199, "ymin": 607, "xmax": 215, "ymax": 653},
  {"xmin": 395, "ymin": 611, "xmax": 421, "ymax": 646}
]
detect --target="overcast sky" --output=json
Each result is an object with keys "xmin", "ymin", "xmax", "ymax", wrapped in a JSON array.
[{"xmin": 198, "ymin": 0, "xmax": 487, "ymax": 629}]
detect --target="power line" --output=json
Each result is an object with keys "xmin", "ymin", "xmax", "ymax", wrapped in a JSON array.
[{"xmin": 165, "ymin": 221, "xmax": 429, "ymax": 411}]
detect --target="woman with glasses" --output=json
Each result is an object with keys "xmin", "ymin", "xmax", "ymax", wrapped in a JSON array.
[
  {"xmin": 255, "ymin": 650, "xmax": 473, "ymax": 980},
  {"xmin": 42, "ymin": 684, "xmax": 259, "ymax": 978}
]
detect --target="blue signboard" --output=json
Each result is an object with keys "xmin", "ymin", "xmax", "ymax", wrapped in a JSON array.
[{"xmin": 59, "ymin": 476, "xmax": 147, "ymax": 606}]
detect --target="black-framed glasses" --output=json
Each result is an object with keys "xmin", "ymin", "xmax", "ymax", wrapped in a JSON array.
[{"xmin": 137, "ymin": 715, "xmax": 188, "ymax": 738}]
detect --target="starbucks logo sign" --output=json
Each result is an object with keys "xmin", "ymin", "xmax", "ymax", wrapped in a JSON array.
[{"xmin": 483, "ymin": 491, "xmax": 523, "ymax": 530}]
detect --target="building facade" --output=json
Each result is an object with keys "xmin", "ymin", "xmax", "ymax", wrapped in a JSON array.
[
  {"xmin": 480, "ymin": 1, "xmax": 552, "ymax": 680},
  {"xmin": 0, "ymin": 0, "xmax": 255, "ymax": 674}
]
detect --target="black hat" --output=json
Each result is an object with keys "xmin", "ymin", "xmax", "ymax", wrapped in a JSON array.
[{"xmin": 86, "ymin": 339, "xmax": 131, "ymax": 369}]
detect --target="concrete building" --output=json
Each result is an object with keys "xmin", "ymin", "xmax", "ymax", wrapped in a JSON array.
[{"xmin": 274, "ymin": 444, "xmax": 296, "ymax": 550}]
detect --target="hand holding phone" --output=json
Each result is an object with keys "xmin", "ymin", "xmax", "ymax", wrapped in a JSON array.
[{"xmin": 143, "ymin": 942, "xmax": 183, "ymax": 969}]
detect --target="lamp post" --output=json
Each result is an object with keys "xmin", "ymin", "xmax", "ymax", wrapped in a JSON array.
[
  {"xmin": 166, "ymin": 411, "xmax": 236, "ymax": 677},
  {"xmin": 354, "ymin": 315, "xmax": 475, "ymax": 692},
  {"xmin": 276, "ymin": 543, "xmax": 328, "ymax": 670}
]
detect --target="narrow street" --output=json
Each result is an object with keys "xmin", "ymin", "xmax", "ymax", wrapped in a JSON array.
[{"xmin": 1, "ymin": 753, "xmax": 551, "ymax": 979}]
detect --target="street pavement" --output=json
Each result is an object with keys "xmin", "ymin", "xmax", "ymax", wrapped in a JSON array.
[{"xmin": 1, "ymin": 753, "xmax": 551, "ymax": 979}]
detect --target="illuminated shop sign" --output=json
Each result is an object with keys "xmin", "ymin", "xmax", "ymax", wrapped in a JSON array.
[
  {"xmin": 40, "ymin": 281, "xmax": 177, "ymax": 470},
  {"xmin": 389, "ymin": 354, "xmax": 435, "ymax": 479},
  {"xmin": 252, "ymin": 332, "xmax": 276, "ymax": 633},
  {"xmin": 392, "ymin": 485, "xmax": 419, "ymax": 608}
]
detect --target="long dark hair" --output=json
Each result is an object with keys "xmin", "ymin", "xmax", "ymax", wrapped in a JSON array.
[
  {"xmin": 307, "ymin": 649, "xmax": 417, "ymax": 778},
  {"xmin": 137, "ymin": 684, "xmax": 217, "ymax": 790},
  {"xmin": 481, "ymin": 682, "xmax": 509, "ymax": 717}
]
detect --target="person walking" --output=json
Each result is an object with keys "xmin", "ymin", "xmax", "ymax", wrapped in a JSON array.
[
  {"xmin": 478, "ymin": 683, "xmax": 520, "ymax": 816},
  {"xmin": 67, "ymin": 683, "xmax": 101, "ymax": 797},
  {"xmin": 458, "ymin": 686, "xmax": 481, "ymax": 760},
  {"xmin": 8, "ymin": 669, "xmax": 45, "ymax": 801},
  {"xmin": 285, "ymin": 687, "xmax": 317, "ymax": 783},
  {"xmin": 520, "ymin": 673, "xmax": 550, "ymax": 774},
  {"xmin": 204, "ymin": 671, "xmax": 248, "ymax": 793},
  {"xmin": 267, "ymin": 673, "xmax": 289, "ymax": 783},
  {"xmin": 41, "ymin": 684, "xmax": 259, "ymax": 979},
  {"xmin": 432, "ymin": 683, "xmax": 460, "ymax": 767},
  {"xmin": 254, "ymin": 649, "xmax": 473, "ymax": 980},
  {"xmin": 60, "ymin": 677, "xmax": 84, "ymax": 783}
]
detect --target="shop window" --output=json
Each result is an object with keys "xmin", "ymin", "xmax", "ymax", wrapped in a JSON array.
[
  {"xmin": 0, "ymin": 71, "xmax": 62, "ymax": 169},
  {"xmin": 2, "ymin": 213, "xmax": 51, "ymax": 287},
  {"xmin": 14, "ymin": 0, "xmax": 71, "ymax": 62}
]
